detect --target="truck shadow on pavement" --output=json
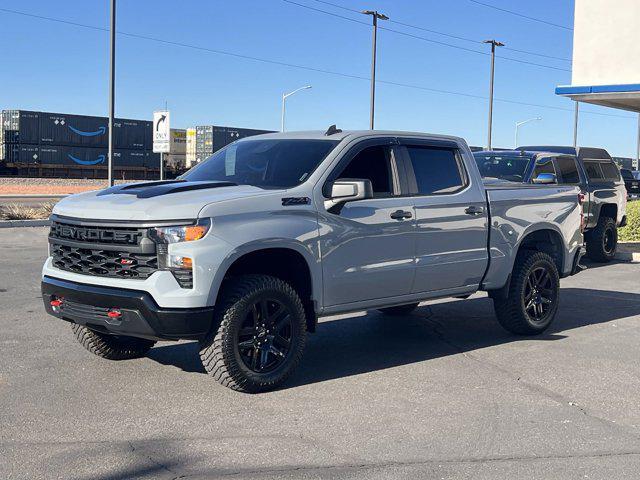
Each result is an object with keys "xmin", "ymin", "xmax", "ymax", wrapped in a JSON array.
[{"xmin": 146, "ymin": 287, "xmax": 640, "ymax": 388}]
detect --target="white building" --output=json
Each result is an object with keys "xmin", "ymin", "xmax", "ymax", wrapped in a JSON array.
[{"xmin": 556, "ymin": 0, "xmax": 640, "ymax": 112}]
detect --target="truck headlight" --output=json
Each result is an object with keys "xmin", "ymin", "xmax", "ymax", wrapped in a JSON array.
[
  {"xmin": 150, "ymin": 219, "xmax": 210, "ymax": 289},
  {"xmin": 150, "ymin": 218, "xmax": 211, "ymax": 244}
]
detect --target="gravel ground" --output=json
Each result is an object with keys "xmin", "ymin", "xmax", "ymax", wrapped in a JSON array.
[{"xmin": 1, "ymin": 228, "xmax": 640, "ymax": 479}]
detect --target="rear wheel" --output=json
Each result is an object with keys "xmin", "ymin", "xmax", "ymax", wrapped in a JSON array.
[
  {"xmin": 493, "ymin": 251, "xmax": 560, "ymax": 335},
  {"xmin": 586, "ymin": 216, "xmax": 617, "ymax": 262},
  {"xmin": 378, "ymin": 303, "xmax": 419, "ymax": 316},
  {"xmin": 72, "ymin": 324, "xmax": 156, "ymax": 360},
  {"xmin": 199, "ymin": 275, "xmax": 307, "ymax": 393}
]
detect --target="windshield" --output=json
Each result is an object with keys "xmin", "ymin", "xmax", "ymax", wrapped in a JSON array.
[
  {"xmin": 473, "ymin": 153, "xmax": 532, "ymax": 182},
  {"xmin": 182, "ymin": 139, "xmax": 339, "ymax": 188},
  {"xmin": 621, "ymin": 169, "xmax": 634, "ymax": 180}
]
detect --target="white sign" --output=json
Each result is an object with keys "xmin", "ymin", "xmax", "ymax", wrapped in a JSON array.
[{"xmin": 153, "ymin": 110, "xmax": 171, "ymax": 153}]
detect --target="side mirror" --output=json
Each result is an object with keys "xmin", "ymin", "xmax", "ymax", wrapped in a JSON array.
[
  {"xmin": 532, "ymin": 173, "xmax": 557, "ymax": 184},
  {"xmin": 324, "ymin": 178, "xmax": 373, "ymax": 210}
]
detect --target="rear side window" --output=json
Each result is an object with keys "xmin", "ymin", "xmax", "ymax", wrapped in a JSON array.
[
  {"xmin": 601, "ymin": 161, "xmax": 620, "ymax": 180},
  {"xmin": 406, "ymin": 147, "xmax": 465, "ymax": 195},
  {"xmin": 584, "ymin": 160, "xmax": 604, "ymax": 180},
  {"xmin": 556, "ymin": 157, "xmax": 580, "ymax": 184}
]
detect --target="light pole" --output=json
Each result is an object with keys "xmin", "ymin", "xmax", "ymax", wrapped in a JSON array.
[
  {"xmin": 362, "ymin": 10, "xmax": 389, "ymax": 130},
  {"xmin": 573, "ymin": 101, "xmax": 580, "ymax": 148},
  {"xmin": 514, "ymin": 117, "xmax": 542, "ymax": 148},
  {"xmin": 108, "ymin": 0, "xmax": 116, "ymax": 186},
  {"xmin": 484, "ymin": 39, "xmax": 504, "ymax": 150},
  {"xmin": 281, "ymin": 85, "xmax": 312, "ymax": 132}
]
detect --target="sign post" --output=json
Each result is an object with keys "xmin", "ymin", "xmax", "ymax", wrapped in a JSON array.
[{"xmin": 153, "ymin": 110, "xmax": 170, "ymax": 180}]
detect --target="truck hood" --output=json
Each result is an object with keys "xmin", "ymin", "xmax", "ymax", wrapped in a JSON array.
[{"xmin": 53, "ymin": 180, "xmax": 278, "ymax": 221}]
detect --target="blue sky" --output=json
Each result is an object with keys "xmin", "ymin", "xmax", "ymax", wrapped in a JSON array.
[{"xmin": 1, "ymin": 0, "xmax": 638, "ymax": 157}]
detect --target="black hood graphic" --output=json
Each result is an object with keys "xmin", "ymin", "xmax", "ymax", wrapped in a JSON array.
[{"xmin": 97, "ymin": 180, "xmax": 237, "ymax": 199}]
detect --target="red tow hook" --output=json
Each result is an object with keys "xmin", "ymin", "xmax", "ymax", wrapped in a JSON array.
[
  {"xmin": 107, "ymin": 309, "xmax": 122, "ymax": 319},
  {"xmin": 50, "ymin": 298, "xmax": 63, "ymax": 312}
]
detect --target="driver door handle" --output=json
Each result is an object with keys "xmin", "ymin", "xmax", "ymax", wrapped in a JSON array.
[
  {"xmin": 390, "ymin": 210, "xmax": 413, "ymax": 220},
  {"xmin": 465, "ymin": 205, "xmax": 484, "ymax": 216}
]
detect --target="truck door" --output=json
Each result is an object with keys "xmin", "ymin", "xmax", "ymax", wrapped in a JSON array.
[
  {"xmin": 397, "ymin": 139, "xmax": 489, "ymax": 294},
  {"xmin": 319, "ymin": 139, "xmax": 417, "ymax": 306}
]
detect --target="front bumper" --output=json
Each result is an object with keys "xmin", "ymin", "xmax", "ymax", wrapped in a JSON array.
[{"xmin": 42, "ymin": 276, "xmax": 215, "ymax": 341}]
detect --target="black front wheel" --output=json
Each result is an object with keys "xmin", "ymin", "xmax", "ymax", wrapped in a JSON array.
[
  {"xmin": 493, "ymin": 251, "xmax": 560, "ymax": 335},
  {"xmin": 72, "ymin": 324, "xmax": 156, "ymax": 360},
  {"xmin": 199, "ymin": 275, "xmax": 307, "ymax": 393}
]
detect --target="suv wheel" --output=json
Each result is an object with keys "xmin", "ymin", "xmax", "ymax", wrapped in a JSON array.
[
  {"xmin": 492, "ymin": 251, "xmax": 560, "ymax": 335},
  {"xmin": 378, "ymin": 303, "xmax": 419, "ymax": 316},
  {"xmin": 586, "ymin": 216, "xmax": 617, "ymax": 262},
  {"xmin": 199, "ymin": 275, "xmax": 307, "ymax": 393},
  {"xmin": 72, "ymin": 324, "xmax": 156, "ymax": 360}
]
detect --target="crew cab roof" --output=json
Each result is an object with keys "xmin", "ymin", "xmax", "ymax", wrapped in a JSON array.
[
  {"xmin": 517, "ymin": 146, "xmax": 611, "ymax": 160},
  {"xmin": 235, "ymin": 130, "xmax": 467, "ymax": 144}
]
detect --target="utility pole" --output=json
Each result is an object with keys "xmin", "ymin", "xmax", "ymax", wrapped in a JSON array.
[
  {"xmin": 636, "ymin": 113, "xmax": 640, "ymax": 170},
  {"xmin": 484, "ymin": 39, "xmax": 504, "ymax": 150},
  {"xmin": 281, "ymin": 85, "xmax": 312, "ymax": 132},
  {"xmin": 107, "ymin": 0, "xmax": 116, "ymax": 187},
  {"xmin": 573, "ymin": 101, "xmax": 580, "ymax": 148},
  {"xmin": 362, "ymin": 10, "xmax": 389, "ymax": 130}
]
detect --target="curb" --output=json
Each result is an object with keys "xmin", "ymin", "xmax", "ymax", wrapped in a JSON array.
[
  {"xmin": 617, "ymin": 242, "xmax": 640, "ymax": 263},
  {"xmin": 0, "ymin": 219, "xmax": 50, "ymax": 228}
]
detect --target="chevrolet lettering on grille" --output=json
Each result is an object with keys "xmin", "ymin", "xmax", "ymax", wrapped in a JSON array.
[{"xmin": 53, "ymin": 224, "xmax": 139, "ymax": 244}]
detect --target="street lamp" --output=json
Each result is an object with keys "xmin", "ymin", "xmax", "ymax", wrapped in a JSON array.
[
  {"xmin": 514, "ymin": 117, "xmax": 542, "ymax": 148},
  {"xmin": 108, "ymin": 0, "xmax": 116, "ymax": 186},
  {"xmin": 281, "ymin": 85, "xmax": 312, "ymax": 132},
  {"xmin": 362, "ymin": 10, "xmax": 389, "ymax": 130},
  {"xmin": 484, "ymin": 39, "xmax": 504, "ymax": 150}
]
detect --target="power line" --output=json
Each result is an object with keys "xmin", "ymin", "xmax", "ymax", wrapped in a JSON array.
[
  {"xmin": 308, "ymin": 0, "xmax": 571, "ymax": 62},
  {"xmin": 0, "ymin": 7, "xmax": 633, "ymax": 120},
  {"xmin": 468, "ymin": 0, "xmax": 573, "ymax": 31},
  {"xmin": 281, "ymin": 0, "xmax": 571, "ymax": 72}
]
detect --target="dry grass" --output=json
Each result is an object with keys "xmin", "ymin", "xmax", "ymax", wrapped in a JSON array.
[{"xmin": 0, "ymin": 202, "xmax": 55, "ymax": 220}]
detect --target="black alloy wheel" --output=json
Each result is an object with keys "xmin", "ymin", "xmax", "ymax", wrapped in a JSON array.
[
  {"xmin": 523, "ymin": 266, "xmax": 556, "ymax": 324},
  {"xmin": 236, "ymin": 298, "xmax": 295, "ymax": 373}
]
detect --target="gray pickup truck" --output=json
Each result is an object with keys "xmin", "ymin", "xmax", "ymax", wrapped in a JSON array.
[
  {"xmin": 476, "ymin": 146, "xmax": 627, "ymax": 262},
  {"xmin": 42, "ymin": 129, "xmax": 584, "ymax": 392}
]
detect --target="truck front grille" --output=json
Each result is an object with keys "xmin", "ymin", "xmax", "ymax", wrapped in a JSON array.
[
  {"xmin": 49, "ymin": 219, "xmax": 158, "ymax": 280},
  {"xmin": 51, "ymin": 244, "xmax": 158, "ymax": 279}
]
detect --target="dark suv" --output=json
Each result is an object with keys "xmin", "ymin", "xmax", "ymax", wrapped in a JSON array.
[
  {"xmin": 475, "ymin": 146, "xmax": 627, "ymax": 262},
  {"xmin": 621, "ymin": 168, "xmax": 640, "ymax": 196}
]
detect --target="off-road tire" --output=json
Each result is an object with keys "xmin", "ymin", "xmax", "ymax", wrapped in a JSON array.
[
  {"xmin": 493, "ymin": 251, "xmax": 560, "ymax": 335},
  {"xmin": 72, "ymin": 324, "xmax": 156, "ymax": 360},
  {"xmin": 586, "ymin": 216, "xmax": 617, "ymax": 263},
  {"xmin": 378, "ymin": 303, "xmax": 420, "ymax": 316},
  {"xmin": 199, "ymin": 274, "xmax": 307, "ymax": 393}
]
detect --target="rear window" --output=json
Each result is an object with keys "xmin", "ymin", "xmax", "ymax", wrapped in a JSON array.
[
  {"xmin": 473, "ymin": 153, "xmax": 531, "ymax": 182},
  {"xmin": 556, "ymin": 157, "xmax": 581, "ymax": 184},
  {"xmin": 407, "ymin": 147, "xmax": 465, "ymax": 195}
]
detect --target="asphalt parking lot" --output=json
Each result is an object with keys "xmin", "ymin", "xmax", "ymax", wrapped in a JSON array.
[{"xmin": 1, "ymin": 227, "xmax": 640, "ymax": 479}]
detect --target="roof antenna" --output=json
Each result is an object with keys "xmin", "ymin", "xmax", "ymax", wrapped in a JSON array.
[{"xmin": 324, "ymin": 124, "xmax": 342, "ymax": 136}]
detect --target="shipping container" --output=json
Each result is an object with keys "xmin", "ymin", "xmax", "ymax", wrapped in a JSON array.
[
  {"xmin": 1, "ymin": 110, "xmax": 152, "ymax": 150},
  {"xmin": 194, "ymin": 125, "xmax": 274, "ymax": 163}
]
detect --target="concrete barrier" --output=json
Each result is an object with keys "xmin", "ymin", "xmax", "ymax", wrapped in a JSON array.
[{"xmin": 617, "ymin": 242, "xmax": 640, "ymax": 263}]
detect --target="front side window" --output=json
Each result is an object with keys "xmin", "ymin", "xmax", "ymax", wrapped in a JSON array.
[
  {"xmin": 407, "ymin": 147, "xmax": 465, "ymax": 195},
  {"xmin": 532, "ymin": 158, "xmax": 557, "ymax": 181},
  {"xmin": 336, "ymin": 145, "xmax": 393, "ymax": 197},
  {"xmin": 584, "ymin": 160, "xmax": 604, "ymax": 181},
  {"xmin": 556, "ymin": 157, "xmax": 580, "ymax": 184},
  {"xmin": 182, "ymin": 139, "xmax": 338, "ymax": 188}
]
